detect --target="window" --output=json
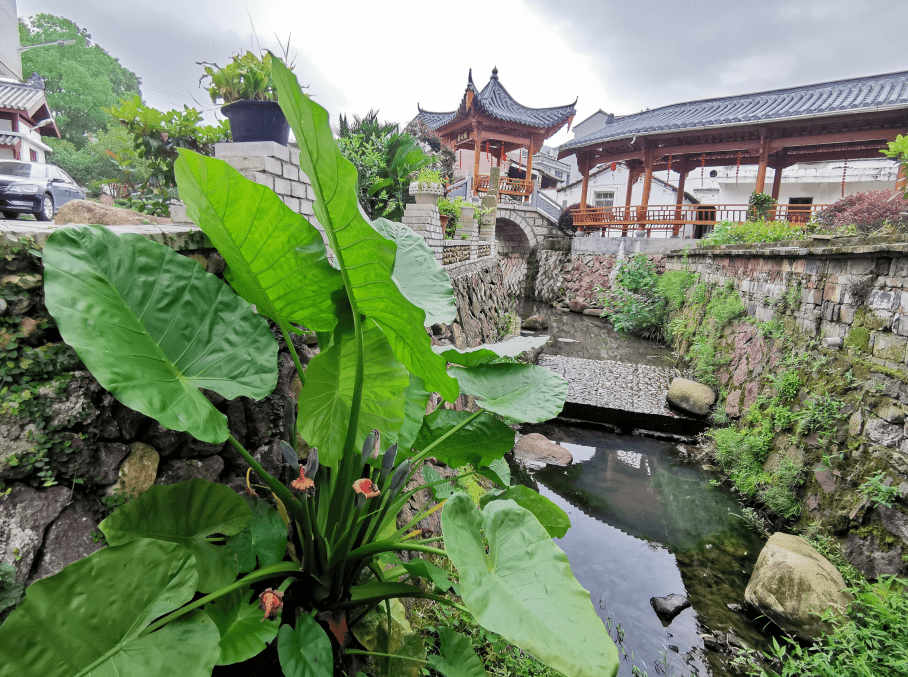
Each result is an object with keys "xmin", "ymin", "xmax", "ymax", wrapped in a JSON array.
[
  {"xmin": 594, "ymin": 191, "xmax": 614, "ymax": 208},
  {"xmin": 554, "ymin": 170, "xmax": 563, "ymax": 179},
  {"xmin": 30, "ymin": 150, "xmax": 38, "ymax": 162}
]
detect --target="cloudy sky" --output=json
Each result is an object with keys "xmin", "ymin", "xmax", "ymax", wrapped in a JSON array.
[{"xmin": 17, "ymin": 0, "xmax": 908, "ymax": 146}]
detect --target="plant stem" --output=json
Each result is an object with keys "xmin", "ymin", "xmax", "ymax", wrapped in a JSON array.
[
  {"xmin": 279, "ymin": 320, "xmax": 306, "ymax": 388},
  {"xmin": 347, "ymin": 540, "xmax": 448, "ymax": 560},
  {"xmin": 141, "ymin": 562, "xmax": 302, "ymax": 635},
  {"xmin": 336, "ymin": 591, "xmax": 467, "ymax": 614},
  {"xmin": 227, "ymin": 434, "xmax": 307, "ymax": 527},
  {"xmin": 344, "ymin": 649, "xmax": 428, "ymax": 665}
]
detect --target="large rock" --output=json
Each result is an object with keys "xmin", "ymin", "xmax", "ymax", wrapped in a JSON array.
[
  {"xmin": 521, "ymin": 314, "xmax": 549, "ymax": 331},
  {"xmin": 666, "ymin": 378, "xmax": 716, "ymax": 417},
  {"xmin": 843, "ymin": 532, "xmax": 907, "ymax": 579},
  {"xmin": 28, "ymin": 503, "xmax": 102, "ymax": 583},
  {"xmin": 155, "ymin": 456, "xmax": 224, "ymax": 485},
  {"xmin": 108, "ymin": 442, "xmax": 159, "ymax": 497},
  {"xmin": 54, "ymin": 200, "xmax": 172, "ymax": 226},
  {"xmin": 513, "ymin": 433, "xmax": 572, "ymax": 467},
  {"xmin": 0, "ymin": 484, "xmax": 70, "ymax": 583},
  {"xmin": 745, "ymin": 532, "xmax": 853, "ymax": 639}
]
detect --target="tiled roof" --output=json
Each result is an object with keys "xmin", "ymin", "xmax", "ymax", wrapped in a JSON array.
[
  {"xmin": 0, "ymin": 134, "xmax": 18, "ymax": 146},
  {"xmin": 417, "ymin": 68, "xmax": 576, "ymax": 131},
  {"xmin": 560, "ymin": 70, "xmax": 908, "ymax": 153},
  {"xmin": 0, "ymin": 80, "xmax": 47, "ymax": 116}
]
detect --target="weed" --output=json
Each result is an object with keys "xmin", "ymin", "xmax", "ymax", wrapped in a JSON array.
[
  {"xmin": 796, "ymin": 395, "xmax": 847, "ymax": 438},
  {"xmin": 771, "ymin": 370, "xmax": 800, "ymax": 403},
  {"xmin": 859, "ymin": 471, "xmax": 901, "ymax": 508}
]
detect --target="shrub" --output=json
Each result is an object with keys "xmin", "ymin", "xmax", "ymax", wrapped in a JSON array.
[
  {"xmin": 704, "ymin": 220, "xmax": 809, "ymax": 245},
  {"xmin": 747, "ymin": 192, "xmax": 777, "ymax": 221},
  {"xmin": 815, "ymin": 190, "xmax": 908, "ymax": 233}
]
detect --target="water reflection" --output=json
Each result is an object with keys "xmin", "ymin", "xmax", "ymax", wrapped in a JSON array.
[
  {"xmin": 520, "ymin": 422, "xmax": 766, "ymax": 677},
  {"xmin": 518, "ymin": 299, "xmax": 675, "ymax": 365}
]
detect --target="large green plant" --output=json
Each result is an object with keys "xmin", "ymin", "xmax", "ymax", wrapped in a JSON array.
[{"xmin": 0, "ymin": 58, "xmax": 619, "ymax": 677}]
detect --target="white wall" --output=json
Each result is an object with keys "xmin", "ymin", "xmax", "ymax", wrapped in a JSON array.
[
  {"xmin": 557, "ymin": 165, "xmax": 695, "ymax": 208},
  {"xmin": 0, "ymin": 0, "xmax": 20, "ymax": 80}
]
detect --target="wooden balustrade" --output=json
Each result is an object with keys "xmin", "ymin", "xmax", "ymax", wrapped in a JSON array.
[
  {"xmin": 574, "ymin": 203, "xmax": 829, "ymax": 236},
  {"xmin": 476, "ymin": 174, "xmax": 534, "ymax": 197}
]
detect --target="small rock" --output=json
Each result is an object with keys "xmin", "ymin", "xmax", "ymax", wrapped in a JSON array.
[
  {"xmin": 666, "ymin": 378, "xmax": 716, "ymax": 417},
  {"xmin": 521, "ymin": 315, "xmax": 548, "ymax": 331},
  {"xmin": 92, "ymin": 443, "xmax": 130, "ymax": 485},
  {"xmin": 512, "ymin": 433, "xmax": 572, "ymax": 467},
  {"xmin": 843, "ymin": 533, "xmax": 907, "ymax": 578},
  {"xmin": 0, "ymin": 274, "xmax": 42, "ymax": 290},
  {"xmin": 28, "ymin": 503, "xmax": 103, "ymax": 583},
  {"xmin": 0, "ymin": 298, "xmax": 7, "ymax": 315},
  {"xmin": 865, "ymin": 418, "xmax": 903, "ymax": 447},
  {"xmin": 582, "ymin": 308, "xmax": 602, "ymax": 316},
  {"xmin": 0, "ymin": 484, "xmax": 70, "ymax": 583},
  {"xmin": 155, "ymin": 456, "xmax": 224, "ymax": 484},
  {"xmin": 108, "ymin": 442, "xmax": 160, "ymax": 497},
  {"xmin": 568, "ymin": 300, "xmax": 588, "ymax": 313},
  {"xmin": 650, "ymin": 593, "xmax": 691, "ymax": 624},
  {"xmin": 143, "ymin": 421, "xmax": 189, "ymax": 456}
]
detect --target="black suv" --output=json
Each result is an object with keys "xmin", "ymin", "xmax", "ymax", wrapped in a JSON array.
[{"xmin": 0, "ymin": 160, "xmax": 86, "ymax": 221}]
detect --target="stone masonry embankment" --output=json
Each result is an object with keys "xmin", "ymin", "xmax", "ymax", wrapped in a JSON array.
[{"xmin": 0, "ymin": 222, "xmax": 510, "ymax": 591}]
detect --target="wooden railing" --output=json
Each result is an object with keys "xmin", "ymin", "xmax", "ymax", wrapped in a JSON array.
[
  {"xmin": 476, "ymin": 175, "xmax": 534, "ymax": 197},
  {"xmin": 574, "ymin": 203, "xmax": 829, "ymax": 236}
]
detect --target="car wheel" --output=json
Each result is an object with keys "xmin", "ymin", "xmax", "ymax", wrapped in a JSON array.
[
  {"xmin": 1, "ymin": 211, "xmax": 18, "ymax": 220},
  {"xmin": 35, "ymin": 194, "xmax": 54, "ymax": 221}
]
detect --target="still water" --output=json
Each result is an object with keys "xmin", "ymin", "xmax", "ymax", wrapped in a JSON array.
[{"xmin": 520, "ymin": 423, "xmax": 766, "ymax": 677}]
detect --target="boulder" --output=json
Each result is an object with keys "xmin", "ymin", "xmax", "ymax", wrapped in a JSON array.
[
  {"xmin": 0, "ymin": 484, "xmax": 70, "ymax": 583},
  {"xmin": 745, "ymin": 532, "xmax": 853, "ymax": 639},
  {"xmin": 666, "ymin": 378, "xmax": 716, "ymax": 417},
  {"xmin": 568, "ymin": 300, "xmax": 588, "ymax": 313},
  {"xmin": 650, "ymin": 593, "xmax": 691, "ymax": 624},
  {"xmin": 28, "ymin": 503, "xmax": 102, "ymax": 583},
  {"xmin": 521, "ymin": 315, "xmax": 548, "ymax": 331},
  {"xmin": 54, "ymin": 200, "xmax": 172, "ymax": 226},
  {"xmin": 108, "ymin": 442, "xmax": 159, "ymax": 497},
  {"xmin": 155, "ymin": 456, "xmax": 224, "ymax": 485},
  {"xmin": 843, "ymin": 532, "xmax": 907, "ymax": 579},
  {"xmin": 582, "ymin": 308, "xmax": 602, "ymax": 316},
  {"xmin": 513, "ymin": 433, "xmax": 572, "ymax": 467}
]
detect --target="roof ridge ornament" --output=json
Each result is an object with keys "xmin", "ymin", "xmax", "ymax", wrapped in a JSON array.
[{"xmin": 491, "ymin": 66, "xmax": 499, "ymax": 81}]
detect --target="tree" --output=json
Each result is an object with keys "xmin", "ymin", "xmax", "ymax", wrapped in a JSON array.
[
  {"xmin": 46, "ymin": 124, "xmax": 151, "ymax": 193},
  {"xmin": 19, "ymin": 14, "xmax": 142, "ymax": 148}
]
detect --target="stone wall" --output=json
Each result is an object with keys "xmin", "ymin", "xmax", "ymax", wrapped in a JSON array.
[
  {"xmin": 0, "ymin": 217, "xmax": 511, "ymax": 594},
  {"xmin": 665, "ymin": 236, "xmax": 908, "ymax": 374}
]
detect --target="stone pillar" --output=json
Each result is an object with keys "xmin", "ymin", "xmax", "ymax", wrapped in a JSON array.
[
  {"xmin": 402, "ymin": 201, "xmax": 444, "ymax": 262},
  {"xmin": 479, "ymin": 167, "xmax": 499, "ymax": 242}
]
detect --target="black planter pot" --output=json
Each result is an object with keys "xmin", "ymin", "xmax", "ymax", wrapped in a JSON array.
[{"xmin": 221, "ymin": 100, "xmax": 290, "ymax": 146}]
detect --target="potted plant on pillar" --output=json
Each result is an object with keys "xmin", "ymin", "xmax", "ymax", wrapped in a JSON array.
[
  {"xmin": 200, "ymin": 51, "xmax": 290, "ymax": 146},
  {"xmin": 409, "ymin": 167, "xmax": 444, "ymax": 204}
]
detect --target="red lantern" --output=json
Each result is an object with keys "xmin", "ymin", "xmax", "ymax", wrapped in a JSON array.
[{"xmin": 611, "ymin": 162, "xmax": 617, "ymax": 172}]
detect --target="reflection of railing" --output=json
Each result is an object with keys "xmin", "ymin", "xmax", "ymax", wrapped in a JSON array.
[
  {"xmin": 476, "ymin": 174, "xmax": 533, "ymax": 197},
  {"xmin": 574, "ymin": 203, "xmax": 829, "ymax": 237}
]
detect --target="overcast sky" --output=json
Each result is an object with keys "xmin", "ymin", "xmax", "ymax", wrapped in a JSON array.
[{"xmin": 17, "ymin": 0, "xmax": 908, "ymax": 147}]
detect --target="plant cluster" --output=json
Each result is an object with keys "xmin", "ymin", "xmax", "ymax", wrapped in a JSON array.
[
  {"xmin": 336, "ymin": 111, "xmax": 433, "ymax": 222},
  {"xmin": 0, "ymin": 58, "xmax": 619, "ymax": 677},
  {"xmin": 734, "ymin": 576, "xmax": 908, "ymax": 677},
  {"xmin": 882, "ymin": 134, "xmax": 908, "ymax": 198},
  {"xmin": 704, "ymin": 220, "xmax": 809, "ymax": 245},
  {"xmin": 436, "ymin": 196, "xmax": 469, "ymax": 238},
  {"xmin": 814, "ymin": 190, "xmax": 908, "ymax": 233},
  {"xmin": 199, "ymin": 51, "xmax": 278, "ymax": 104},
  {"xmin": 859, "ymin": 471, "xmax": 901, "ymax": 508},
  {"xmin": 747, "ymin": 192, "xmax": 777, "ymax": 221},
  {"xmin": 105, "ymin": 95, "xmax": 230, "ymax": 215}
]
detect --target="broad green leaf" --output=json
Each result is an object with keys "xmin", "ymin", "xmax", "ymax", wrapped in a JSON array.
[
  {"xmin": 422, "ymin": 465, "xmax": 453, "ymax": 500},
  {"xmin": 273, "ymin": 58, "xmax": 458, "ymax": 401},
  {"xmin": 479, "ymin": 485, "xmax": 571, "ymax": 538},
  {"xmin": 371, "ymin": 217, "xmax": 456, "ymax": 325},
  {"xmin": 428, "ymin": 628, "xmax": 488, "ymax": 677},
  {"xmin": 0, "ymin": 539, "xmax": 220, "ymax": 677},
  {"xmin": 478, "ymin": 457, "xmax": 511, "ymax": 488},
  {"xmin": 277, "ymin": 615, "xmax": 333, "ymax": 677},
  {"xmin": 227, "ymin": 495, "xmax": 288, "ymax": 573},
  {"xmin": 450, "ymin": 364, "xmax": 568, "ymax": 423},
  {"xmin": 434, "ymin": 336, "xmax": 550, "ymax": 367},
  {"xmin": 398, "ymin": 374, "xmax": 431, "ymax": 451},
  {"xmin": 397, "ymin": 557, "xmax": 456, "ymax": 593},
  {"xmin": 352, "ymin": 599, "xmax": 426, "ymax": 677},
  {"xmin": 43, "ymin": 225, "xmax": 277, "ymax": 443},
  {"xmin": 442, "ymin": 493, "xmax": 619, "ymax": 677},
  {"xmin": 297, "ymin": 315, "xmax": 409, "ymax": 466},
  {"xmin": 175, "ymin": 150, "xmax": 344, "ymax": 332},
  {"xmin": 412, "ymin": 410, "xmax": 514, "ymax": 468},
  {"xmin": 100, "ymin": 479, "xmax": 251, "ymax": 592},
  {"xmin": 206, "ymin": 587, "xmax": 279, "ymax": 665}
]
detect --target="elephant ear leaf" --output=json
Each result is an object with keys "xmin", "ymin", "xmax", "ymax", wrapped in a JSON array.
[
  {"xmin": 0, "ymin": 539, "xmax": 221, "ymax": 677},
  {"xmin": 434, "ymin": 336, "xmax": 549, "ymax": 367},
  {"xmin": 174, "ymin": 149, "xmax": 344, "ymax": 332},
  {"xmin": 272, "ymin": 58, "xmax": 457, "ymax": 402},
  {"xmin": 442, "ymin": 493, "xmax": 619, "ymax": 677},
  {"xmin": 427, "ymin": 628, "xmax": 488, "ymax": 677},
  {"xmin": 450, "ymin": 363, "xmax": 568, "ymax": 422},
  {"xmin": 43, "ymin": 224, "xmax": 278, "ymax": 444}
]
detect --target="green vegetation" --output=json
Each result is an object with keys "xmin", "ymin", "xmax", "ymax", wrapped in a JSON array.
[
  {"xmin": 859, "ymin": 471, "xmax": 901, "ymax": 508},
  {"xmin": 199, "ymin": 50, "xmax": 278, "ymax": 104},
  {"xmin": 436, "ymin": 196, "xmax": 461, "ymax": 238},
  {"xmin": 0, "ymin": 58, "xmax": 619, "ymax": 677},
  {"xmin": 883, "ymin": 134, "xmax": 908, "ymax": 198},
  {"xmin": 19, "ymin": 14, "xmax": 141, "ymax": 147},
  {"xmin": 703, "ymin": 220, "xmax": 808, "ymax": 245},
  {"xmin": 746, "ymin": 192, "xmax": 777, "ymax": 222}
]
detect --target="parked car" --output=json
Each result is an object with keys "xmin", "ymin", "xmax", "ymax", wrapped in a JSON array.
[{"xmin": 0, "ymin": 160, "xmax": 86, "ymax": 221}]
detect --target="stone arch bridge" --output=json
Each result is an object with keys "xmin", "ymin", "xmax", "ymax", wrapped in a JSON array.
[{"xmin": 494, "ymin": 203, "xmax": 567, "ymax": 298}]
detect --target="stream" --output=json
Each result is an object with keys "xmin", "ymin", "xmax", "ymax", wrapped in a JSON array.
[{"xmin": 516, "ymin": 301, "xmax": 768, "ymax": 677}]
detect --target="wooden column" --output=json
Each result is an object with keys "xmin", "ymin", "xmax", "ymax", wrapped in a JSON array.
[
  {"xmin": 623, "ymin": 161, "xmax": 641, "ymax": 237},
  {"xmin": 639, "ymin": 144, "xmax": 654, "ymax": 236},
  {"xmin": 524, "ymin": 139, "xmax": 535, "ymax": 203},
  {"xmin": 579, "ymin": 154, "xmax": 590, "ymax": 213},
  {"xmin": 471, "ymin": 121, "xmax": 483, "ymax": 196},
  {"xmin": 755, "ymin": 133, "xmax": 771, "ymax": 194},
  {"xmin": 673, "ymin": 158, "xmax": 688, "ymax": 237}
]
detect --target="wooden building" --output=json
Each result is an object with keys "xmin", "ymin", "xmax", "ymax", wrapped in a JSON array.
[
  {"xmin": 416, "ymin": 68, "xmax": 576, "ymax": 201},
  {"xmin": 0, "ymin": 74, "xmax": 59, "ymax": 162},
  {"xmin": 558, "ymin": 70, "xmax": 908, "ymax": 236}
]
